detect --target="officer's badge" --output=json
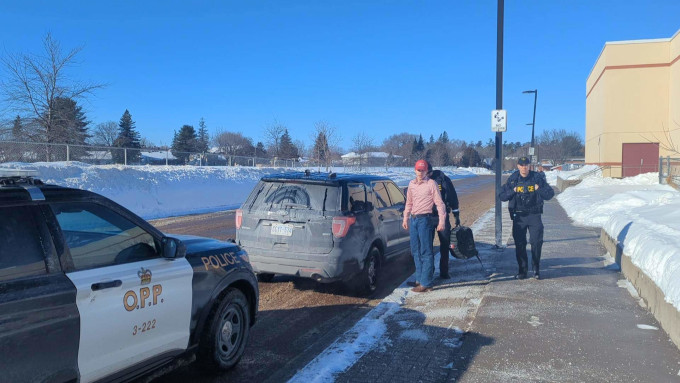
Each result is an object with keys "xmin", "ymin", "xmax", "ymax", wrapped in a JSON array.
[{"xmin": 138, "ymin": 267, "xmax": 152, "ymax": 285}]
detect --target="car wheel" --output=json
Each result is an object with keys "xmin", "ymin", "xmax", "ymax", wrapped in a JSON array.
[
  {"xmin": 353, "ymin": 247, "xmax": 380, "ymax": 295},
  {"xmin": 256, "ymin": 273, "xmax": 275, "ymax": 282},
  {"xmin": 197, "ymin": 288, "xmax": 250, "ymax": 372}
]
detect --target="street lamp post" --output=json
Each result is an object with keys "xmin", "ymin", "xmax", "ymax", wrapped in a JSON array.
[{"xmin": 522, "ymin": 89, "xmax": 538, "ymax": 166}]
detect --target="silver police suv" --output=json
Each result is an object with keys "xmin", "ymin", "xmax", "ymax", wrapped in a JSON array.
[{"xmin": 235, "ymin": 171, "xmax": 410, "ymax": 294}]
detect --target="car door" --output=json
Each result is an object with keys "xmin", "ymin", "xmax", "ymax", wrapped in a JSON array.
[
  {"xmin": 49, "ymin": 201, "xmax": 193, "ymax": 383},
  {"xmin": 370, "ymin": 182, "xmax": 403, "ymax": 257},
  {"xmin": 0, "ymin": 204, "xmax": 80, "ymax": 383},
  {"xmin": 384, "ymin": 181, "xmax": 410, "ymax": 254}
]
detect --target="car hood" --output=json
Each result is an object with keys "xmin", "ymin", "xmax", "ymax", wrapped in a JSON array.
[{"xmin": 167, "ymin": 233, "xmax": 240, "ymax": 254}]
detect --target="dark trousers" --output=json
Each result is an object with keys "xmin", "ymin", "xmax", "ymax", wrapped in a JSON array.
[
  {"xmin": 511, "ymin": 213, "xmax": 544, "ymax": 274},
  {"xmin": 435, "ymin": 214, "xmax": 452, "ymax": 277}
]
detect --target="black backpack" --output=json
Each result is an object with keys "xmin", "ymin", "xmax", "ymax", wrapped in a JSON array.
[{"xmin": 449, "ymin": 226, "xmax": 484, "ymax": 268}]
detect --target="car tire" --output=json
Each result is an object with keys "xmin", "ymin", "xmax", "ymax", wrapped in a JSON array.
[
  {"xmin": 256, "ymin": 273, "xmax": 275, "ymax": 282},
  {"xmin": 197, "ymin": 288, "xmax": 250, "ymax": 372},
  {"xmin": 352, "ymin": 247, "xmax": 380, "ymax": 295}
]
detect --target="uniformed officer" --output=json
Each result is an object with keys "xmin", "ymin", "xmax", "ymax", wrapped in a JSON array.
[
  {"xmin": 499, "ymin": 157, "xmax": 554, "ymax": 279},
  {"xmin": 427, "ymin": 162, "xmax": 460, "ymax": 279}
]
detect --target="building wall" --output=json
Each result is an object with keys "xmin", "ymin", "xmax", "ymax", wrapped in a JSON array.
[{"xmin": 586, "ymin": 31, "xmax": 680, "ymax": 177}]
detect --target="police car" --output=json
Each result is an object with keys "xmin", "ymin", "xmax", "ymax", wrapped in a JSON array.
[{"xmin": 0, "ymin": 169, "xmax": 258, "ymax": 382}]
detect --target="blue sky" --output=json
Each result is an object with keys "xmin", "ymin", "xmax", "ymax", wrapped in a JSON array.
[{"xmin": 1, "ymin": 1, "xmax": 679, "ymax": 151}]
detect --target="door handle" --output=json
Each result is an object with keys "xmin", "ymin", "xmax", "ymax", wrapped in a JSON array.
[{"xmin": 91, "ymin": 280, "xmax": 122, "ymax": 291}]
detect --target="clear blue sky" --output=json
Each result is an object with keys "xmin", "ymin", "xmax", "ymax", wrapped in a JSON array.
[{"xmin": 2, "ymin": 1, "xmax": 679, "ymax": 151}]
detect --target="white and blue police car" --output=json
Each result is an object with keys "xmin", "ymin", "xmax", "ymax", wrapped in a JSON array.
[{"xmin": 0, "ymin": 169, "xmax": 259, "ymax": 382}]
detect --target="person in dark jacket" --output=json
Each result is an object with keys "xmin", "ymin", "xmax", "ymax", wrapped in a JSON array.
[
  {"xmin": 427, "ymin": 162, "xmax": 460, "ymax": 279},
  {"xmin": 499, "ymin": 157, "xmax": 554, "ymax": 279}
]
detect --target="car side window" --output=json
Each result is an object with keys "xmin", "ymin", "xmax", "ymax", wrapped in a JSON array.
[
  {"xmin": 50, "ymin": 202, "xmax": 158, "ymax": 270},
  {"xmin": 372, "ymin": 182, "xmax": 391, "ymax": 208},
  {"xmin": 385, "ymin": 182, "xmax": 405, "ymax": 206},
  {"xmin": 0, "ymin": 206, "xmax": 47, "ymax": 281},
  {"xmin": 347, "ymin": 183, "xmax": 367, "ymax": 212}
]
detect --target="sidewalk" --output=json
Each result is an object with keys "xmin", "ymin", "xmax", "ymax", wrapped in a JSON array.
[{"xmin": 290, "ymin": 196, "xmax": 680, "ymax": 382}]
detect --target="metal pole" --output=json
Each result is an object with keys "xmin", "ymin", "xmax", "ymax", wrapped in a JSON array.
[
  {"xmin": 531, "ymin": 90, "xmax": 537, "ymax": 164},
  {"xmin": 494, "ymin": 0, "xmax": 504, "ymax": 248},
  {"xmin": 66, "ymin": 144, "xmax": 70, "ymax": 162},
  {"xmin": 124, "ymin": 148, "xmax": 127, "ymax": 165}
]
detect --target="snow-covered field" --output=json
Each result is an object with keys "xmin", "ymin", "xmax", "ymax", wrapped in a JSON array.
[
  {"xmin": 0, "ymin": 162, "xmax": 491, "ymax": 219},
  {"xmin": 549, "ymin": 167, "xmax": 680, "ymax": 311}
]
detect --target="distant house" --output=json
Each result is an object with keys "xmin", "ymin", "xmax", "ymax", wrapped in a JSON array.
[{"xmin": 341, "ymin": 151, "xmax": 403, "ymax": 167}]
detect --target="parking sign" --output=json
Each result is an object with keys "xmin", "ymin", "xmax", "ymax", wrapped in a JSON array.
[{"xmin": 491, "ymin": 110, "xmax": 507, "ymax": 132}]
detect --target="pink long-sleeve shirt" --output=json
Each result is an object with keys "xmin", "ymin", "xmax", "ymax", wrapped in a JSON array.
[{"xmin": 403, "ymin": 177, "xmax": 446, "ymax": 226}]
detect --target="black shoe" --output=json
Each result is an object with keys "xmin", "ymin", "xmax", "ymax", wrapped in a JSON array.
[
  {"xmin": 515, "ymin": 273, "xmax": 527, "ymax": 280},
  {"xmin": 406, "ymin": 281, "xmax": 420, "ymax": 287},
  {"xmin": 439, "ymin": 273, "xmax": 450, "ymax": 279}
]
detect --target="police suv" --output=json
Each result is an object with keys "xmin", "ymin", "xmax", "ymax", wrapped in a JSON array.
[{"xmin": 0, "ymin": 169, "xmax": 259, "ymax": 382}]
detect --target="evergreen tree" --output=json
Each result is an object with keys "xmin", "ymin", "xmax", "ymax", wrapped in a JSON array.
[
  {"xmin": 417, "ymin": 134, "xmax": 425, "ymax": 152},
  {"xmin": 12, "ymin": 116, "xmax": 23, "ymax": 140},
  {"xmin": 171, "ymin": 125, "xmax": 198, "ymax": 163},
  {"xmin": 429, "ymin": 135, "xmax": 435, "ymax": 145},
  {"xmin": 461, "ymin": 147, "xmax": 482, "ymax": 167},
  {"xmin": 255, "ymin": 142, "xmax": 267, "ymax": 157},
  {"xmin": 312, "ymin": 131, "xmax": 329, "ymax": 164},
  {"xmin": 113, "ymin": 110, "xmax": 142, "ymax": 163},
  {"xmin": 438, "ymin": 131, "xmax": 449, "ymax": 144},
  {"xmin": 50, "ymin": 97, "xmax": 90, "ymax": 160},
  {"xmin": 278, "ymin": 129, "xmax": 298, "ymax": 159},
  {"xmin": 197, "ymin": 117, "xmax": 210, "ymax": 153}
]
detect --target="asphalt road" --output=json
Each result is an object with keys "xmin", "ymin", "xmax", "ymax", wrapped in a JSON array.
[{"xmin": 147, "ymin": 175, "xmax": 497, "ymax": 383}]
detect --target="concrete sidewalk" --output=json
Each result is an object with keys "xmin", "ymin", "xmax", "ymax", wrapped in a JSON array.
[{"xmin": 325, "ymin": 196, "xmax": 680, "ymax": 382}]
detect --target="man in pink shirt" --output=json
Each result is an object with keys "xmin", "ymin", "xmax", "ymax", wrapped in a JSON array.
[{"xmin": 402, "ymin": 159, "xmax": 446, "ymax": 292}]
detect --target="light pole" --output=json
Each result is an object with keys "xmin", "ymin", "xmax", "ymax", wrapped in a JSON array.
[{"xmin": 522, "ymin": 89, "xmax": 537, "ymax": 166}]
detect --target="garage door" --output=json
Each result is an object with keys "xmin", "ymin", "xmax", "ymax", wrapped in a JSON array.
[{"xmin": 622, "ymin": 143, "xmax": 659, "ymax": 177}]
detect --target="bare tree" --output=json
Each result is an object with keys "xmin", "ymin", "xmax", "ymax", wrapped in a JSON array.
[
  {"xmin": 1, "ymin": 33, "xmax": 105, "ymax": 160},
  {"xmin": 263, "ymin": 120, "xmax": 286, "ymax": 157},
  {"xmin": 351, "ymin": 132, "xmax": 374, "ymax": 170},
  {"xmin": 89, "ymin": 121, "xmax": 118, "ymax": 146},
  {"xmin": 213, "ymin": 130, "xmax": 255, "ymax": 156},
  {"xmin": 537, "ymin": 129, "xmax": 584, "ymax": 166}
]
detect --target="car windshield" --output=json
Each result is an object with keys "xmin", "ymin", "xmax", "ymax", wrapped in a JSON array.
[{"xmin": 245, "ymin": 181, "xmax": 340, "ymax": 213}]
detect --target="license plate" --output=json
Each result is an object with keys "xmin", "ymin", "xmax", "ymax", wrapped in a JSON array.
[{"xmin": 271, "ymin": 223, "xmax": 293, "ymax": 236}]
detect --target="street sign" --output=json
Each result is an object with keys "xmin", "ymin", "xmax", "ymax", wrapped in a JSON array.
[
  {"xmin": 529, "ymin": 147, "xmax": 535, "ymax": 155},
  {"xmin": 491, "ymin": 110, "xmax": 507, "ymax": 132}
]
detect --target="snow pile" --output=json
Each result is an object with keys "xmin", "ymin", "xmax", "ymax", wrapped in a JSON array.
[
  {"xmin": 557, "ymin": 172, "xmax": 680, "ymax": 310},
  {"xmin": 1, "ymin": 162, "xmax": 484, "ymax": 219},
  {"xmin": 545, "ymin": 164, "xmax": 600, "ymax": 186}
]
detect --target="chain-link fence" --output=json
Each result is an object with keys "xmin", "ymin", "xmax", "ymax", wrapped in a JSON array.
[
  {"xmin": 659, "ymin": 156, "xmax": 680, "ymax": 189},
  {"xmin": 0, "ymin": 140, "xmax": 301, "ymax": 168}
]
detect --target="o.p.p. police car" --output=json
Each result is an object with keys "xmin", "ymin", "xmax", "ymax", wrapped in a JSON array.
[{"xmin": 0, "ymin": 169, "xmax": 258, "ymax": 382}]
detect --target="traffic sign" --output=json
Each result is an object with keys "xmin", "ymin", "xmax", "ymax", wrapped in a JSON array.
[{"xmin": 491, "ymin": 110, "xmax": 507, "ymax": 132}]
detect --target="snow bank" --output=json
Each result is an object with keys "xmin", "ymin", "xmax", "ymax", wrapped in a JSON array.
[{"xmin": 557, "ymin": 172, "xmax": 680, "ymax": 310}]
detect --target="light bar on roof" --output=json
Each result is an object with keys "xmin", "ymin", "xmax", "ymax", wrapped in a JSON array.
[{"xmin": 0, "ymin": 168, "xmax": 38, "ymax": 177}]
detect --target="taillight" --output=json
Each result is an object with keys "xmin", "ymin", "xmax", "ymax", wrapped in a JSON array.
[
  {"xmin": 332, "ymin": 216, "xmax": 356, "ymax": 238},
  {"xmin": 235, "ymin": 209, "xmax": 243, "ymax": 229}
]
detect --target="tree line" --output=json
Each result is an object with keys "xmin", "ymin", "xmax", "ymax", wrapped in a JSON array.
[{"xmin": 0, "ymin": 34, "xmax": 584, "ymax": 167}]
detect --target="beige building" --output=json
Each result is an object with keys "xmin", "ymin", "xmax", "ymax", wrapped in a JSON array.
[{"xmin": 586, "ymin": 28, "xmax": 680, "ymax": 177}]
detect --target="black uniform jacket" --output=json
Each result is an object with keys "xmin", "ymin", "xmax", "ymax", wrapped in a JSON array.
[
  {"xmin": 499, "ymin": 170, "xmax": 554, "ymax": 215},
  {"xmin": 430, "ymin": 170, "xmax": 459, "ymax": 213}
]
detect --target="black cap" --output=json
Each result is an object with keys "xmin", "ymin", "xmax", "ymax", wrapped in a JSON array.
[{"xmin": 518, "ymin": 156, "xmax": 530, "ymax": 165}]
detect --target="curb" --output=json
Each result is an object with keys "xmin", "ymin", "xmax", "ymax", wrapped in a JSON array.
[{"xmin": 600, "ymin": 228, "xmax": 680, "ymax": 350}]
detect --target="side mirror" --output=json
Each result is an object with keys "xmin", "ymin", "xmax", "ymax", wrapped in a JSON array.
[{"xmin": 161, "ymin": 237, "xmax": 186, "ymax": 259}]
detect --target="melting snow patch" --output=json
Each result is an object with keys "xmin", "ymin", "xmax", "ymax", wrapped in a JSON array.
[
  {"xmin": 400, "ymin": 329, "xmax": 429, "ymax": 341},
  {"xmin": 527, "ymin": 316, "xmax": 543, "ymax": 327},
  {"xmin": 636, "ymin": 324, "xmax": 659, "ymax": 330},
  {"xmin": 617, "ymin": 279, "xmax": 640, "ymax": 299}
]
